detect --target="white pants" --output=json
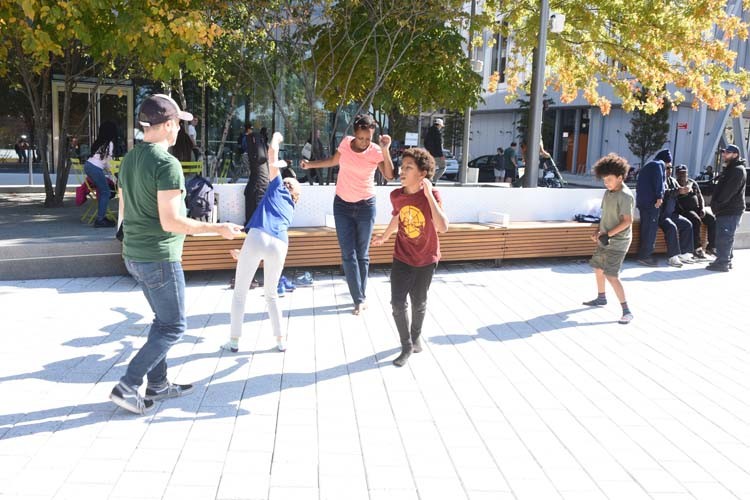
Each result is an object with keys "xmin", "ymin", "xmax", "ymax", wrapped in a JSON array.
[{"xmin": 231, "ymin": 229, "xmax": 288, "ymax": 339}]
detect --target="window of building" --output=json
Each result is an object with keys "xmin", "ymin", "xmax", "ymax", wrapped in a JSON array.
[{"xmin": 490, "ymin": 31, "xmax": 508, "ymax": 83}]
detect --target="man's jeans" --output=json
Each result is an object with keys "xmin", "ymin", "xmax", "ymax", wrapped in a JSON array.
[
  {"xmin": 83, "ymin": 161, "xmax": 111, "ymax": 221},
  {"xmin": 659, "ymin": 213, "xmax": 693, "ymax": 257},
  {"xmin": 714, "ymin": 214, "xmax": 743, "ymax": 267},
  {"xmin": 432, "ymin": 157, "xmax": 447, "ymax": 183},
  {"xmin": 122, "ymin": 260, "xmax": 187, "ymax": 389},
  {"xmin": 333, "ymin": 195, "xmax": 376, "ymax": 305},
  {"xmin": 637, "ymin": 205, "xmax": 660, "ymax": 259}
]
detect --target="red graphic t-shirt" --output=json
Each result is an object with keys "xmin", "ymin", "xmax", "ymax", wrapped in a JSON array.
[{"xmin": 390, "ymin": 187, "xmax": 442, "ymax": 267}]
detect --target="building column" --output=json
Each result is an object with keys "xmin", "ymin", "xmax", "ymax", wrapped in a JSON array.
[{"xmin": 571, "ymin": 108, "xmax": 581, "ymax": 174}]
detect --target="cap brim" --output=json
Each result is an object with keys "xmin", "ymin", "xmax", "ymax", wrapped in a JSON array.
[{"xmin": 178, "ymin": 110, "xmax": 193, "ymax": 122}]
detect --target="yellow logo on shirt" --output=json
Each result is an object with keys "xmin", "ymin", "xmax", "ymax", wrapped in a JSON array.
[{"xmin": 399, "ymin": 205, "xmax": 425, "ymax": 239}]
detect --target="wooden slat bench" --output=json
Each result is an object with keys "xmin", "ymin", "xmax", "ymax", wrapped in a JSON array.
[
  {"xmin": 181, "ymin": 220, "xmax": 692, "ymax": 271},
  {"xmin": 182, "ymin": 223, "xmax": 508, "ymax": 271}
]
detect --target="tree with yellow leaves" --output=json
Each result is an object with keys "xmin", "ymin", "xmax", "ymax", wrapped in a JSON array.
[
  {"xmin": 497, "ymin": 0, "xmax": 750, "ymax": 116},
  {"xmin": 0, "ymin": 0, "xmax": 223, "ymax": 207}
]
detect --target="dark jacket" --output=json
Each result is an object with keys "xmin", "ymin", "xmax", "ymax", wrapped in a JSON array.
[
  {"xmin": 676, "ymin": 178, "xmax": 705, "ymax": 215},
  {"xmin": 424, "ymin": 125, "xmax": 444, "ymax": 158},
  {"xmin": 711, "ymin": 157, "xmax": 747, "ymax": 216},
  {"xmin": 659, "ymin": 175, "xmax": 680, "ymax": 219},
  {"xmin": 636, "ymin": 160, "xmax": 665, "ymax": 208}
]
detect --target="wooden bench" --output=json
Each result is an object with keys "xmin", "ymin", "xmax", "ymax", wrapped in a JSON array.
[
  {"xmin": 181, "ymin": 220, "xmax": 688, "ymax": 272},
  {"xmin": 181, "ymin": 223, "xmax": 508, "ymax": 271}
]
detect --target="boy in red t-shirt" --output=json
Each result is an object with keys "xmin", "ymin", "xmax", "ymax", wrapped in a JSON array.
[{"xmin": 372, "ymin": 148, "xmax": 449, "ymax": 367}]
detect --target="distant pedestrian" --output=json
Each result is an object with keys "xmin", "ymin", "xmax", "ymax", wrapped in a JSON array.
[
  {"xmin": 15, "ymin": 136, "xmax": 29, "ymax": 163},
  {"xmin": 503, "ymin": 142, "xmax": 518, "ymax": 183},
  {"xmin": 84, "ymin": 121, "xmax": 118, "ymax": 228},
  {"xmin": 582, "ymin": 153, "xmax": 634, "ymax": 324},
  {"xmin": 304, "ymin": 130, "xmax": 326, "ymax": 185},
  {"xmin": 111, "ymin": 94, "xmax": 243, "ymax": 415},
  {"xmin": 301, "ymin": 114, "xmax": 395, "ymax": 315},
  {"xmin": 635, "ymin": 149, "xmax": 668, "ymax": 266},
  {"xmin": 659, "ymin": 164, "xmax": 696, "ymax": 267},
  {"xmin": 706, "ymin": 145, "xmax": 746, "ymax": 272},
  {"xmin": 675, "ymin": 164, "xmax": 714, "ymax": 259},
  {"xmin": 494, "ymin": 147, "xmax": 505, "ymax": 182},
  {"xmin": 372, "ymin": 147, "xmax": 449, "ymax": 366},
  {"xmin": 243, "ymin": 127, "xmax": 270, "ymax": 225},
  {"xmin": 424, "ymin": 118, "xmax": 445, "ymax": 183}
]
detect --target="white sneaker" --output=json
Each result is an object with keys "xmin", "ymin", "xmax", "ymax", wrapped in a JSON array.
[
  {"xmin": 678, "ymin": 253, "xmax": 695, "ymax": 264},
  {"xmin": 667, "ymin": 256, "xmax": 683, "ymax": 267}
]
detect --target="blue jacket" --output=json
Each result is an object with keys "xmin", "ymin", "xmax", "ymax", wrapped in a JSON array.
[{"xmin": 636, "ymin": 160, "xmax": 665, "ymax": 208}]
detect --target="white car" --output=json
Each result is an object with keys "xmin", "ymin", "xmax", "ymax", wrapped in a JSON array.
[{"xmin": 441, "ymin": 149, "xmax": 459, "ymax": 180}]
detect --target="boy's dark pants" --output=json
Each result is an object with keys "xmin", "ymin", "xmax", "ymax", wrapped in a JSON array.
[{"xmin": 391, "ymin": 259, "xmax": 436, "ymax": 348}]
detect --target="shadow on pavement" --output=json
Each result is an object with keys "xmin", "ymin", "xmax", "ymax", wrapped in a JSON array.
[{"xmin": 429, "ymin": 307, "xmax": 615, "ymax": 345}]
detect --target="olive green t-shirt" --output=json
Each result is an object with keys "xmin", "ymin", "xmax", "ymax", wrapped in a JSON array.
[
  {"xmin": 600, "ymin": 184, "xmax": 634, "ymax": 252},
  {"xmin": 119, "ymin": 142, "xmax": 186, "ymax": 262}
]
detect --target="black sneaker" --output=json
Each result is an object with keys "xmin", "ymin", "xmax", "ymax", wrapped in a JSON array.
[
  {"xmin": 110, "ymin": 383, "xmax": 154, "ymax": 415},
  {"xmin": 145, "ymin": 382, "xmax": 195, "ymax": 400},
  {"xmin": 94, "ymin": 218, "xmax": 116, "ymax": 228},
  {"xmin": 706, "ymin": 263, "xmax": 729, "ymax": 272}
]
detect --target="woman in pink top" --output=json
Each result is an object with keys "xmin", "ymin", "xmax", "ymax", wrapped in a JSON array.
[{"xmin": 301, "ymin": 114, "xmax": 395, "ymax": 314}]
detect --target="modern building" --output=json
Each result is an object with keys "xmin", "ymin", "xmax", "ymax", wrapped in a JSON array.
[{"xmin": 466, "ymin": 1, "xmax": 750, "ymax": 177}]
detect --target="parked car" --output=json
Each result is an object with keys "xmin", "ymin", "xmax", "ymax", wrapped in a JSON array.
[
  {"xmin": 467, "ymin": 155, "xmax": 499, "ymax": 182},
  {"xmin": 441, "ymin": 149, "xmax": 459, "ymax": 180},
  {"xmin": 697, "ymin": 166, "xmax": 750, "ymax": 210}
]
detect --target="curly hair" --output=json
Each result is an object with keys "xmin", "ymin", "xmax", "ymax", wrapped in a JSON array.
[
  {"xmin": 401, "ymin": 147, "xmax": 436, "ymax": 179},
  {"xmin": 593, "ymin": 153, "xmax": 630, "ymax": 179}
]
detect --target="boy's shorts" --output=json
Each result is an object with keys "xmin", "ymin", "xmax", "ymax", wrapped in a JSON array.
[{"xmin": 589, "ymin": 246, "xmax": 627, "ymax": 277}]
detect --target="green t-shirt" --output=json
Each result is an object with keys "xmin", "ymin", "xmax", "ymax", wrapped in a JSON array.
[
  {"xmin": 119, "ymin": 142, "xmax": 186, "ymax": 262},
  {"xmin": 503, "ymin": 147, "xmax": 517, "ymax": 167},
  {"xmin": 600, "ymin": 184, "xmax": 634, "ymax": 252}
]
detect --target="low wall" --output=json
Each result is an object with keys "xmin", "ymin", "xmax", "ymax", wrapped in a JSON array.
[{"xmin": 214, "ymin": 184, "xmax": 607, "ymax": 227}]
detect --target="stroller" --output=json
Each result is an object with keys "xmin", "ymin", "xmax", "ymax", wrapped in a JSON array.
[{"xmin": 513, "ymin": 157, "xmax": 566, "ymax": 188}]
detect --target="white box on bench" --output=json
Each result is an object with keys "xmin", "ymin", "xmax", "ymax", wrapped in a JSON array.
[{"xmin": 479, "ymin": 211, "xmax": 510, "ymax": 226}]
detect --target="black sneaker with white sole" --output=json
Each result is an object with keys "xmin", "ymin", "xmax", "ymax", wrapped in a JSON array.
[
  {"xmin": 110, "ymin": 382, "xmax": 154, "ymax": 415},
  {"xmin": 145, "ymin": 382, "xmax": 194, "ymax": 400}
]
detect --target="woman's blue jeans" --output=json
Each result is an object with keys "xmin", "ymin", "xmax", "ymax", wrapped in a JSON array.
[
  {"xmin": 122, "ymin": 260, "xmax": 187, "ymax": 389},
  {"xmin": 83, "ymin": 161, "xmax": 111, "ymax": 221},
  {"xmin": 334, "ymin": 195, "xmax": 376, "ymax": 305}
]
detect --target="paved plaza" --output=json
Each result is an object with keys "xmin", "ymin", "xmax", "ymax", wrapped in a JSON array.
[{"xmin": 0, "ymin": 253, "xmax": 748, "ymax": 500}]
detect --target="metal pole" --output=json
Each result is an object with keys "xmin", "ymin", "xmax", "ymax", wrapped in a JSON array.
[
  {"xmin": 459, "ymin": 0, "xmax": 477, "ymax": 184},
  {"xmin": 28, "ymin": 142, "xmax": 33, "ymax": 185},
  {"xmin": 524, "ymin": 0, "xmax": 550, "ymax": 188}
]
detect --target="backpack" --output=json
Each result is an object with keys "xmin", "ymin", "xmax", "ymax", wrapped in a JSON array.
[
  {"xmin": 247, "ymin": 132, "xmax": 268, "ymax": 168},
  {"xmin": 185, "ymin": 175, "xmax": 215, "ymax": 221}
]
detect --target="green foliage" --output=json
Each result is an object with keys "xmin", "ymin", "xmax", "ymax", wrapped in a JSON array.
[
  {"xmin": 498, "ymin": 0, "xmax": 750, "ymax": 115},
  {"xmin": 626, "ymin": 100, "xmax": 670, "ymax": 167}
]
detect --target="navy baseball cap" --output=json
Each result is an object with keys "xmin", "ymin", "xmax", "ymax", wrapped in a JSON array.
[
  {"xmin": 138, "ymin": 94, "xmax": 193, "ymax": 128},
  {"xmin": 675, "ymin": 164, "xmax": 688, "ymax": 172},
  {"xmin": 721, "ymin": 144, "xmax": 740, "ymax": 155}
]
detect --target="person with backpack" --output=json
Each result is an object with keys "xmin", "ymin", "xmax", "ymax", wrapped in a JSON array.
[
  {"xmin": 110, "ymin": 94, "xmax": 243, "ymax": 415},
  {"xmin": 84, "ymin": 121, "xmax": 119, "ymax": 227},
  {"xmin": 221, "ymin": 132, "xmax": 301, "ymax": 353},
  {"xmin": 243, "ymin": 126, "xmax": 270, "ymax": 225}
]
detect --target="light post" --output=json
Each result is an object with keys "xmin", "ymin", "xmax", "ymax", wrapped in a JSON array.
[
  {"xmin": 459, "ymin": 0, "xmax": 478, "ymax": 184},
  {"xmin": 524, "ymin": 0, "xmax": 551, "ymax": 188}
]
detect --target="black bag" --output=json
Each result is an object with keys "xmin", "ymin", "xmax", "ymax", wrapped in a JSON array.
[
  {"xmin": 247, "ymin": 132, "xmax": 268, "ymax": 168},
  {"xmin": 185, "ymin": 175, "xmax": 215, "ymax": 221}
]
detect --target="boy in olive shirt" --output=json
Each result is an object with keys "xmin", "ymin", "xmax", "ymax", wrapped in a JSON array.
[
  {"xmin": 111, "ymin": 95, "xmax": 243, "ymax": 415},
  {"xmin": 583, "ymin": 154, "xmax": 634, "ymax": 324}
]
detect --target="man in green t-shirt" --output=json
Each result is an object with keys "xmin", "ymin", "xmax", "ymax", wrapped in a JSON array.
[
  {"xmin": 503, "ymin": 142, "xmax": 518, "ymax": 183},
  {"xmin": 110, "ymin": 94, "xmax": 243, "ymax": 415}
]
